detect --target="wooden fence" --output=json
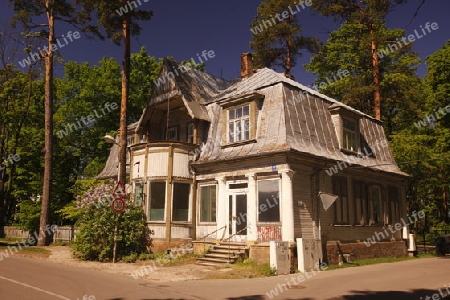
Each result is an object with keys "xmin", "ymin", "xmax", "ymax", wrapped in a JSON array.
[{"xmin": 4, "ymin": 226, "xmax": 78, "ymax": 242}]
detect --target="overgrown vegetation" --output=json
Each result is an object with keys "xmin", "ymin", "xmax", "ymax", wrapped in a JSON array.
[
  {"xmin": 204, "ymin": 258, "xmax": 276, "ymax": 279},
  {"xmin": 71, "ymin": 181, "xmax": 151, "ymax": 262}
]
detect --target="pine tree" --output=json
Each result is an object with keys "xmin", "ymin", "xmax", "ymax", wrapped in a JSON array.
[{"xmin": 249, "ymin": 0, "xmax": 320, "ymax": 79}]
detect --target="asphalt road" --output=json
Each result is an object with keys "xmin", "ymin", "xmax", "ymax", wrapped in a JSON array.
[{"xmin": 0, "ymin": 255, "xmax": 449, "ymax": 300}]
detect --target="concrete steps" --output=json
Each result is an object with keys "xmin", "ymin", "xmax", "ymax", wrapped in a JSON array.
[{"xmin": 196, "ymin": 241, "xmax": 248, "ymax": 266}]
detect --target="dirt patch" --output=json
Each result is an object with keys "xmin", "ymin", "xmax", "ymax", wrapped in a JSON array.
[{"xmin": 38, "ymin": 246, "xmax": 231, "ymax": 282}]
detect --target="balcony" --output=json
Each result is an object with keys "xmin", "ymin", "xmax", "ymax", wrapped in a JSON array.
[{"xmin": 129, "ymin": 142, "xmax": 198, "ymax": 180}]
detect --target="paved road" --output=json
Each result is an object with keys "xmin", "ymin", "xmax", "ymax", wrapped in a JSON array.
[{"xmin": 0, "ymin": 255, "xmax": 449, "ymax": 300}]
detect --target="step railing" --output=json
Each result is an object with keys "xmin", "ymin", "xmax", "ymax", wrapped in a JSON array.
[
  {"xmin": 197, "ymin": 225, "xmax": 227, "ymax": 254},
  {"xmin": 222, "ymin": 226, "xmax": 248, "ymax": 262}
]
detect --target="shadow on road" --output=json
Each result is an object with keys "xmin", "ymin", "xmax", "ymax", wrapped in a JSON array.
[{"xmin": 330, "ymin": 289, "xmax": 447, "ymax": 299}]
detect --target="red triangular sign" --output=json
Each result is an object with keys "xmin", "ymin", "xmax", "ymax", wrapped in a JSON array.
[{"xmin": 113, "ymin": 181, "xmax": 126, "ymax": 198}]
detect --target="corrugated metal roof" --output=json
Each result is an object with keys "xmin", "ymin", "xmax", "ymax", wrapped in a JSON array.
[
  {"xmin": 98, "ymin": 62, "xmax": 407, "ymax": 179},
  {"xmin": 197, "ymin": 68, "xmax": 406, "ymax": 177}
]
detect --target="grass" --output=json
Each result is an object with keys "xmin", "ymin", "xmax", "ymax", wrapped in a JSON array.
[
  {"xmin": 0, "ymin": 237, "xmax": 25, "ymax": 243},
  {"xmin": 326, "ymin": 254, "xmax": 437, "ymax": 270},
  {"xmin": 123, "ymin": 252, "xmax": 200, "ymax": 266},
  {"xmin": 50, "ymin": 241, "xmax": 71, "ymax": 246},
  {"xmin": 0, "ymin": 244, "xmax": 51, "ymax": 258},
  {"xmin": 203, "ymin": 258, "xmax": 276, "ymax": 279}
]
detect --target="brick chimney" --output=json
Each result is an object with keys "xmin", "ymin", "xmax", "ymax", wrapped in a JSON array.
[{"xmin": 240, "ymin": 52, "xmax": 253, "ymax": 78}]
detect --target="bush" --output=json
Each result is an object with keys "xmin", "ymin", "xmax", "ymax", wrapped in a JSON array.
[{"xmin": 72, "ymin": 181, "xmax": 151, "ymax": 262}]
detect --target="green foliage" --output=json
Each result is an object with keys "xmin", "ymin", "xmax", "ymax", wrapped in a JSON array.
[
  {"xmin": 305, "ymin": 21, "xmax": 422, "ymax": 129},
  {"xmin": 74, "ymin": 0, "xmax": 153, "ymax": 45},
  {"xmin": 72, "ymin": 181, "xmax": 150, "ymax": 262},
  {"xmin": 14, "ymin": 195, "xmax": 41, "ymax": 231},
  {"xmin": 389, "ymin": 41, "xmax": 450, "ymax": 232},
  {"xmin": 122, "ymin": 252, "xmax": 139, "ymax": 263},
  {"xmin": 250, "ymin": 0, "xmax": 320, "ymax": 78}
]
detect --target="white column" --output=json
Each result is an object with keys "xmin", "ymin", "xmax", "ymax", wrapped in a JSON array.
[
  {"xmin": 279, "ymin": 169, "xmax": 295, "ymax": 242},
  {"xmin": 215, "ymin": 177, "xmax": 227, "ymax": 239},
  {"xmin": 246, "ymin": 173, "xmax": 257, "ymax": 241}
]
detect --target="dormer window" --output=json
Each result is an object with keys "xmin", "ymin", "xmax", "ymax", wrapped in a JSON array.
[
  {"xmin": 343, "ymin": 118, "xmax": 357, "ymax": 152},
  {"xmin": 219, "ymin": 92, "xmax": 263, "ymax": 147},
  {"xmin": 328, "ymin": 104, "xmax": 361, "ymax": 154},
  {"xmin": 228, "ymin": 104, "xmax": 250, "ymax": 143}
]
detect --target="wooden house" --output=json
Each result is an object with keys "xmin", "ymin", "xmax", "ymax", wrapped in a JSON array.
[{"xmin": 98, "ymin": 53, "xmax": 409, "ymax": 266}]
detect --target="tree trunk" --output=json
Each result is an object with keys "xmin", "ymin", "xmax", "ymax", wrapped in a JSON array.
[
  {"xmin": 284, "ymin": 14, "xmax": 294, "ymax": 79},
  {"xmin": 370, "ymin": 24, "xmax": 381, "ymax": 120},
  {"xmin": 38, "ymin": 0, "xmax": 54, "ymax": 246},
  {"xmin": 118, "ymin": 13, "xmax": 130, "ymax": 185}
]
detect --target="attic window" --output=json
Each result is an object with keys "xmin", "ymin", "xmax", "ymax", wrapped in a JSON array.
[
  {"xmin": 343, "ymin": 118, "xmax": 358, "ymax": 152},
  {"xmin": 328, "ymin": 105, "xmax": 361, "ymax": 154},
  {"xmin": 228, "ymin": 104, "xmax": 250, "ymax": 143}
]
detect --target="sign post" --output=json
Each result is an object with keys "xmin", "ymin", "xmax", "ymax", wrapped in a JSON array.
[{"xmin": 112, "ymin": 181, "xmax": 127, "ymax": 263}]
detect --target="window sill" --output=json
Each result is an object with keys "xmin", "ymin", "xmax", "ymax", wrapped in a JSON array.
[
  {"xmin": 221, "ymin": 139, "xmax": 256, "ymax": 149},
  {"xmin": 340, "ymin": 148, "xmax": 360, "ymax": 156}
]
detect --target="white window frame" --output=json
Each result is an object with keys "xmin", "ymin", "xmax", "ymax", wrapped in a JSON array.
[
  {"xmin": 227, "ymin": 104, "xmax": 250, "ymax": 143},
  {"xmin": 172, "ymin": 182, "xmax": 191, "ymax": 222},
  {"xmin": 257, "ymin": 178, "xmax": 281, "ymax": 223},
  {"xmin": 148, "ymin": 181, "xmax": 166, "ymax": 222},
  {"xmin": 199, "ymin": 184, "xmax": 217, "ymax": 223},
  {"xmin": 342, "ymin": 118, "xmax": 358, "ymax": 152}
]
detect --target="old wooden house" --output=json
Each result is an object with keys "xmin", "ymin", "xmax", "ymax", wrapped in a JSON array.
[{"xmin": 97, "ymin": 53, "xmax": 409, "ymax": 266}]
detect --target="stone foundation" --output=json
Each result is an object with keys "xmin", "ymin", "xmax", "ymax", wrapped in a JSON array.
[
  {"xmin": 249, "ymin": 242, "xmax": 297, "ymax": 273},
  {"xmin": 325, "ymin": 240, "xmax": 407, "ymax": 265},
  {"xmin": 150, "ymin": 238, "xmax": 192, "ymax": 253}
]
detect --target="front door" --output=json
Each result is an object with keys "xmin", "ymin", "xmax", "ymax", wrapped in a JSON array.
[{"xmin": 229, "ymin": 194, "xmax": 247, "ymax": 239}]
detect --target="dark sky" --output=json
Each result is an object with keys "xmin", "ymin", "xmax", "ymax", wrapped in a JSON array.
[{"xmin": 1, "ymin": 0, "xmax": 449, "ymax": 86}]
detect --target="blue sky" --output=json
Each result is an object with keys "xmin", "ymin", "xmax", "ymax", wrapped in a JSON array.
[{"xmin": 1, "ymin": 0, "xmax": 449, "ymax": 86}]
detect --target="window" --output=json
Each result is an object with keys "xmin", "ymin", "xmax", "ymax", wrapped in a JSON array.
[
  {"xmin": 353, "ymin": 180, "xmax": 368, "ymax": 225},
  {"xmin": 388, "ymin": 186, "xmax": 400, "ymax": 224},
  {"xmin": 200, "ymin": 185, "xmax": 217, "ymax": 223},
  {"xmin": 127, "ymin": 136, "xmax": 136, "ymax": 146},
  {"xmin": 167, "ymin": 126, "xmax": 178, "ymax": 141},
  {"xmin": 134, "ymin": 182, "xmax": 144, "ymax": 206},
  {"xmin": 149, "ymin": 182, "xmax": 166, "ymax": 221},
  {"xmin": 258, "ymin": 179, "xmax": 280, "ymax": 222},
  {"xmin": 172, "ymin": 183, "xmax": 190, "ymax": 222},
  {"xmin": 187, "ymin": 123, "xmax": 194, "ymax": 144},
  {"xmin": 228, "ymin": 105, "xmax": 250, "ymax": 143},
  {"xmin": 343, "ymin": 118, "xmax": 357, "ymax": 152},
  {"xmin": 369, "ymin": 185, "xmax": 382, "ymax": 225},
  {"xmin": 333, "ymin": 177, "xmax": 349, "ymax": 224}
]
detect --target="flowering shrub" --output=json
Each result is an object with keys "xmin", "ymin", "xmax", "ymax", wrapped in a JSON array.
[{"xmin": 72, "ymin": 180, "xmax": 151, "ymax": 261}]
